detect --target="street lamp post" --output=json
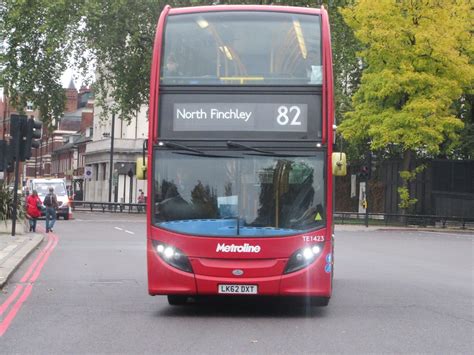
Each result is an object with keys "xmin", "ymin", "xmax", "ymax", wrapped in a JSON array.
[
  {"xmin": 127, "ymin": 168, "xmax": 134, "ymax": 212},
  {"xmin": 127, "ymin": 168, "xmax": 134, "ymax": 204},
  {"xmin": 108, "ymin": 112, "xmax": 115, "ymax": 203}
]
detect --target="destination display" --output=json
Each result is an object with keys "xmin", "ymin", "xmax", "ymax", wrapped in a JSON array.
[
  {"xmin": 173, "ymin": 103, "xmax": 308, "ymax": 132},
  {"xmin": 158, "ymin": 92, "xmax": 322, "ymax": 140}
]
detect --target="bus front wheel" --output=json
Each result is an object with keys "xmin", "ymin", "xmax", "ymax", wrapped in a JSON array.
[{"xmin": 167, "ymin": 295, "xmax": 188, "ymax": 306}]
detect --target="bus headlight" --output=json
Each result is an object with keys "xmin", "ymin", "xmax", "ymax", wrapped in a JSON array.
[
  {"xmin": 152, "ymin": 241, "xmax": 193, "ymax": 273},
  {"xmin": 284, "ymin": 244, "xmax": 324, "ymax": 274}
]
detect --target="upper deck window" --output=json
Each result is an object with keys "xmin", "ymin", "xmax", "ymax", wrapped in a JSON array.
[{"xmin": 161, "ymin": 11, "xmax": 322, "ymax": 86}]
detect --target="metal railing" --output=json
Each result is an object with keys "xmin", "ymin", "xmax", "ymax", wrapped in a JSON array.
[
  {"xmin": 69, "ymin": 202, "xmax": 474, "ymax": 229},
  {"xmin": 70, "ymin": 201, "xmax": 146, "ymax": 214},
  {"xmin": 335, "ymin": 212, "xmax": 474, "ymax": 230}
]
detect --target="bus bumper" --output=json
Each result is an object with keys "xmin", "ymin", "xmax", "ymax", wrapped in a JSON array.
[
  {"xmin": 194, "ymin": 258, "xmax": 332, "ymax": 297},
  {"xmin": 148, "ymin": 249, "xmax": 332, "ymax": 297}
]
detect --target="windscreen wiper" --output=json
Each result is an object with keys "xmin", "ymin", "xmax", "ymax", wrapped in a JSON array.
[
  {"xmin": 162, "ymin": 141, "xmax": 205, "ymax": 155},
  {"xmin": 226, "ymin": 141, "xmax": 311, "ymax": 157},
  {"xmin": 162, "ymin": 141, "xmax": 241, "ymax": 159},
  {"xmin": 226, "ymin": 141, "xmax": 274, "ymax": 155}
]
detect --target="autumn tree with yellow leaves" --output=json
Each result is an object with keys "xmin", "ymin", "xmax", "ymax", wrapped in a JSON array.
[{"xmin": 339, "ymin": 0, "xmax": 473, "ymax": 210}]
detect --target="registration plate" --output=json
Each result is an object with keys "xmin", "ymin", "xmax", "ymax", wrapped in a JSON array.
[{"xmin": 218, "ymin": 284, "xmax": 258, "ymax": 294}]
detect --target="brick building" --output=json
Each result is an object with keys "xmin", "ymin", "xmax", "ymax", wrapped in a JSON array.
[
  {"xmin": 51, "ymin": 97, "xmax": 94, "ymax": 199},
  {"xmin": 26, "ymin": 80, "xmax": 92, "ymax": 180},
  {"xmin": 0, "ymin": 79, "xmax": 92, "ymax": 185}
]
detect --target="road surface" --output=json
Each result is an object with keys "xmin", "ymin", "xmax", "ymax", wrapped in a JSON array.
[{"xmin": 1, "ymin": 212, "xmax": 472, "ymax": 354}]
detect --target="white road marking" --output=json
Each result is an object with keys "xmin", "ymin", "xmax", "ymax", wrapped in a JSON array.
[{"xmin": 113, "ymin": 226, "xmax": 135, "ymax": 235}]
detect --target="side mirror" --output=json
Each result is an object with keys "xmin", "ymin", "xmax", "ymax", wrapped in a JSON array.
[
  {"xmin": 136, "ymin": 157, "xmax": 147, "ymax": 180},
  {"xmin": 332, "ymin": 152, "xmax": 347, "ymax": 176}
]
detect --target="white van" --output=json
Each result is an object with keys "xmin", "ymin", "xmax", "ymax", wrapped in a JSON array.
[{"xmin": 27, "ymin": 178, "xmax": 72, "ymax": 220}]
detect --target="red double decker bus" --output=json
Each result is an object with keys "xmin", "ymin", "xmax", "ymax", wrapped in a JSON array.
[{"xmin": 143, "ymin": 4, "xmax": 342, "ymax": 306}]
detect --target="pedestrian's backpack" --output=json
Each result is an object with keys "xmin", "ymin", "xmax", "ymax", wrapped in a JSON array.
[{"xmin": 44, "ymin": 193, "xmax": 54, "ymax": 207}]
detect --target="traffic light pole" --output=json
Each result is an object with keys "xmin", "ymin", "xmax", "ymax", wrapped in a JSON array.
[
  {"xmin": 7, "ymin": 115, "xmax": 41, "ymax": 236},
  {"xmin": 11, "ymin": 119, "xmax": 23, "ymax": 236}
]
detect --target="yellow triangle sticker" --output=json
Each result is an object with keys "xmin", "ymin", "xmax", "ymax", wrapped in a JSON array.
[{"xmin": 315, "ymin": 213, "xmax": 322, "ymax": 221}]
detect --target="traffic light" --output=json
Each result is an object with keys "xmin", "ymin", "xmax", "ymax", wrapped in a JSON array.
[
  {"xmin": 0, "ymin": 140, "xmax": 6, "ymax": 172},
  {"xmin": 359, "ymin": 151, "xmax": 374, "ymax": 180},
  {"xmin": 9, "ymin": 114, "xmax": 25, "ymax": 160},
  {"xmin": 23, "ymin": 118, "xmax": 42, "ymax": 160},
  {"xmin": 8, "ymin": 114, "xmax": 42, "ymax": 163},
  {"xmin": 0, "ymin": 139, "xmax": 15, "ymax": 173},
  {"xmin": 359, "ymin": 165, "xmax": 369, "ymax": 180},
  {"xmin": 6, "ymin": 144, "xmax": 14, "ymax": 173}
]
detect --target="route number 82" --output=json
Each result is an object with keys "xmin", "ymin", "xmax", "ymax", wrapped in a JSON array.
[{"xmin": 276, "ymin": 105, "xmax": 302, "ymax": 126}]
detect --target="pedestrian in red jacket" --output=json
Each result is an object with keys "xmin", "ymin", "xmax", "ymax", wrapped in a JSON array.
[{"xmin": 26, "ymin": 190, "xmax": 42, "ymax": 232}]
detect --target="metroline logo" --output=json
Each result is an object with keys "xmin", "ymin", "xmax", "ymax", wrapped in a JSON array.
[{"xmin": 216, "ymin": 243, "xmax": 261, "ymax": 253}]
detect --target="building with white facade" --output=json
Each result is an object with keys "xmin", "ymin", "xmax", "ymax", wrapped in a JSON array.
[{"xmin": 84, "ymin": 104, "xmax": 148, "ymax": 203}]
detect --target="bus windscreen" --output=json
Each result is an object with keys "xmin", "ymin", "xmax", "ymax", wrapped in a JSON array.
[
  {"xmin": 153, "ymin": 150, "xmax": 325, "ymax": 237},
  {"xmin": 161, "ymin": 11, "xmax": 322, "ymax": 86}
]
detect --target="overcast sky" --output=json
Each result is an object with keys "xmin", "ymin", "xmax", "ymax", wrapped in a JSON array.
[{"xmin": 61, "ymin": 68, "xmax": 80, "ymax": 88}]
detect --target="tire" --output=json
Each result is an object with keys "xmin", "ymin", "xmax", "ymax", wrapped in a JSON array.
[
  {"xmin": 310, "ymin": 297, "xmax": 330, "ymax": 307},
  {"xmin": 167, "ymin": 295, "xmax": 188, "ymax": 306}
]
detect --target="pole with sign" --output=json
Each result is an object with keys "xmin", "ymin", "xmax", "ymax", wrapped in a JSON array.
[{"xmin": 84, "ymin": 166, "xmax": 92, "ymax": 180}]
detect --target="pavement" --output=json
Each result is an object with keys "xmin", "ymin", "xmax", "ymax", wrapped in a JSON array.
[
  {"xmin": 0, "ymin": 231, "xmax": 44, "ymax": 288},
  {"xmin": 0, "ymin": 221, "xmax": 471, "ymax": 290}
]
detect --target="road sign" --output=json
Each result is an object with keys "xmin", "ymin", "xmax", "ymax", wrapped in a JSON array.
[{"xmin": 84, "ymin": 166, "xmax": 93, "ymax": 180}]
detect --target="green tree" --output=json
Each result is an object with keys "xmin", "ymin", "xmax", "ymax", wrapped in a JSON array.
[
  {"xmin": 325, "ymin": 0, "xmax": 362, "ymax": 128},
  {"xmin": 1, "ymin": 0, "xmax": 360, "ymax": 129},
  {"xmin": 73, "ymin": 0, "xmax": 164, "ymax": 122},
  {"xmin": 339, "ymin": 0, "xmax": 473, "ymax": 210},
  {"xmin": 0, "ymin": 0, "xmax": 82, "ymax": 128}
]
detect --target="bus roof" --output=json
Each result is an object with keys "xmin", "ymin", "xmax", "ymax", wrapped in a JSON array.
[{"xmin": 168, "ymin": 5, "xmax": 323, "ymax": 16}]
